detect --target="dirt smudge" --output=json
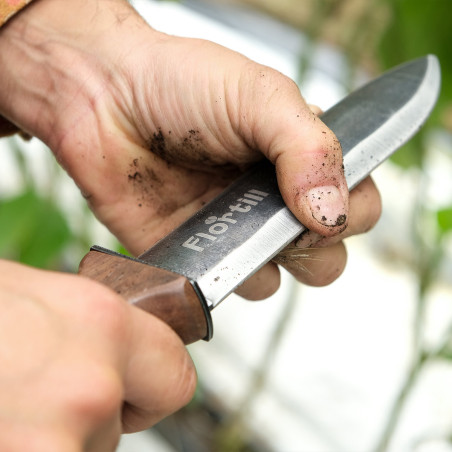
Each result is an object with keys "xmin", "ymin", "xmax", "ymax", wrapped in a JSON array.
[{"xmin": 146, "ymin": 127, "xmax": 240, "ymax": 174}]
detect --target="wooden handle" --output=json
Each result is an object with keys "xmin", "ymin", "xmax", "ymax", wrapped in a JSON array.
[{"xmin": 78, "ymin": 248, "xmax": 212, "ymax": 344}]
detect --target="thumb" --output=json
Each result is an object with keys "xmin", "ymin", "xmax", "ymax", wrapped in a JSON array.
[{"xmin": 239, "ymin": 66, "xmax": 349, "ymax": 237}]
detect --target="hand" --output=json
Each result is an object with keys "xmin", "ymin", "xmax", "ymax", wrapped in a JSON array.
[
  {"xmin": 0, "ymin": 260, "xmax": 196, "ymax": 451},
  {"xmin": 0, "ymin": 0, "xmax": 381, "ymax": 299},
  {"xmin": 271, "ymin": 175, "xmax": 381, "ymax": 289}
]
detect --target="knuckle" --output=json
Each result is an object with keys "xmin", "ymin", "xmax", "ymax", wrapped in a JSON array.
[
  {"xmin": 77, "ymin": 278, "xmax": 128, "ymax": 338},
  {"xmin": 244, "ymin": 63, "xmax": 301, "ymax": 108},
  {"xmin": 307, "ymin": 104, "xmax": 323, "ymax": 115}
]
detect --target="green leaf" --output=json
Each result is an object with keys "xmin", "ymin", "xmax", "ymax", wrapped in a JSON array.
[
  {"xmin": 115, "ymin": 243, "xmax": 132, "ymax": 257},
  {"xmin": 0, "ymin": 190, "xmax": 72, "ymax": 269},
  {"xmin": 390, "ymin": 140, "xmax": 423, "ymax": 169},
  {"xmin": 438, "ymin": 348, "xmax": 452, "ymax": 362},
  {"xmin": 379, "ymin": 0, "xmax": 452, "ymax": 129},
  {"xmin": 437, "ymin": 207, "xmax": 452, "ymax": 234}
]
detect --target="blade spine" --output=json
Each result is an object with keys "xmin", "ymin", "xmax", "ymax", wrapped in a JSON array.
[
  {"xmin": 344, "ymin": 54, "xmax": 441, "ymax": 192},
  {"xmin": 199, "ymin": 55, "xmax": 441, "ymax": 307},
  {"xmin": 140, "ymin": 56, "xmax": 440, "ymax": 308}
]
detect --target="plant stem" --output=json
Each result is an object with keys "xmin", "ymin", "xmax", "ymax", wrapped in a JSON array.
[
  {"xmin": 372, "ymin": 350, "xmax": 427, "ymax": 452},
  {"xmin": 297, "ymin": 0, "xmax": 334, "ymax": 85},
  {"xmin": 373, "ymin": 298, "xmax": 452, "ymax": 452},
  {"xmin": 213, "ymin": 279, "xmax": 300, "ymax": 450},
  {"xmin": 373, "ymin": 142, "xmax": 443, "ymax": 451}
]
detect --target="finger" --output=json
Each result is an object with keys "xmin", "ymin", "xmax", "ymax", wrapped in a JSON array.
[
  {"xmin": 234, "ymin": 262, "xmax": 281, "ymax": 301},
  {"xmin": 295, "ymin": 176, "xmax": 382, "ymax": 249},
  {"xmin": 240, "ymin": 66, "xmax": 349, "ymax": 237},
  {"xmin": 307, "ymin": 104, "xmax": 323, "ymax": 116},
  {"xmin": 84, "ymin": 419, "xmax": 122, "ymax": 452},
  {"xmin": 121, "ymin": 307, "xmax": 197, "ymax": 432},
  {"xmin": 274, "ymin": 241, "xmax": 347, "ymax": 287}
]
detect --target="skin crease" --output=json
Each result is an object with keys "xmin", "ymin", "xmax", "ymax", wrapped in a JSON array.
[{"xmin": 0, "ymin": 0, "xmax": 382, "ymax": 449}]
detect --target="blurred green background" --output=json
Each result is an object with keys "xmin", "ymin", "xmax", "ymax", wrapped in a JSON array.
[{"xmin": 1, "ymin": 0, "xmax": 451, "ymax": 451}]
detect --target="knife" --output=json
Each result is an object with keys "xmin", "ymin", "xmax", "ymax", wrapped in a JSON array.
[{"xmin": 79, "ymin": 55, "xmax": 440, "ymax": 344}]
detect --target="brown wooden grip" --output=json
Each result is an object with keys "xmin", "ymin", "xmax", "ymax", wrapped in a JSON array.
[{"xmin": 78, "ymin": 249, "xmax": 212, "ymax": 344}]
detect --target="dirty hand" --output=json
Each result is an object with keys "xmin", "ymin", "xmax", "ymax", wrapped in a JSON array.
[
  {"xmin": 0, "ymin": 260, "xmax": 196, "ymax": 451},
  {"xmin": 0, "ymin": 0, "xmax": 381, "ymax": 299}
]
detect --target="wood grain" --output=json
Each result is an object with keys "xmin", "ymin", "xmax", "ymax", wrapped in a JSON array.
[{"xmin": 78, "ymin": 249, "xmax": 211, "ymax": 344}]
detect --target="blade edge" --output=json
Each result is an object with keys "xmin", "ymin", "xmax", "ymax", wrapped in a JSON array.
[{"xmin": 198, "ymin": 55, "xmax": 441, "ymax": 307}]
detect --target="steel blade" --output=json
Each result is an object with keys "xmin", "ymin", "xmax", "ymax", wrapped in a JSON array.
[{"xmin": 139, "ymin": 55, "xmax": 440, "ymax": 309}]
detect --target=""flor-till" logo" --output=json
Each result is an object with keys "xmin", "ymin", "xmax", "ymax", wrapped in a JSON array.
[{"xmin": 182, "ymin": 189, "xmax": 269, "ymax": 252}]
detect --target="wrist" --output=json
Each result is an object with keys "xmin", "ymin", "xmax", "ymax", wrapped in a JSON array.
[{"xmin": 0, "ymin": 0, "xmax": 154, "ymax": 147}]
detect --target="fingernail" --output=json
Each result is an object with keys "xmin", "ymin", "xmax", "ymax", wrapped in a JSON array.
[{"xmin": 306, "ymin": 185, "xmax": 347, "ymax": 228}]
